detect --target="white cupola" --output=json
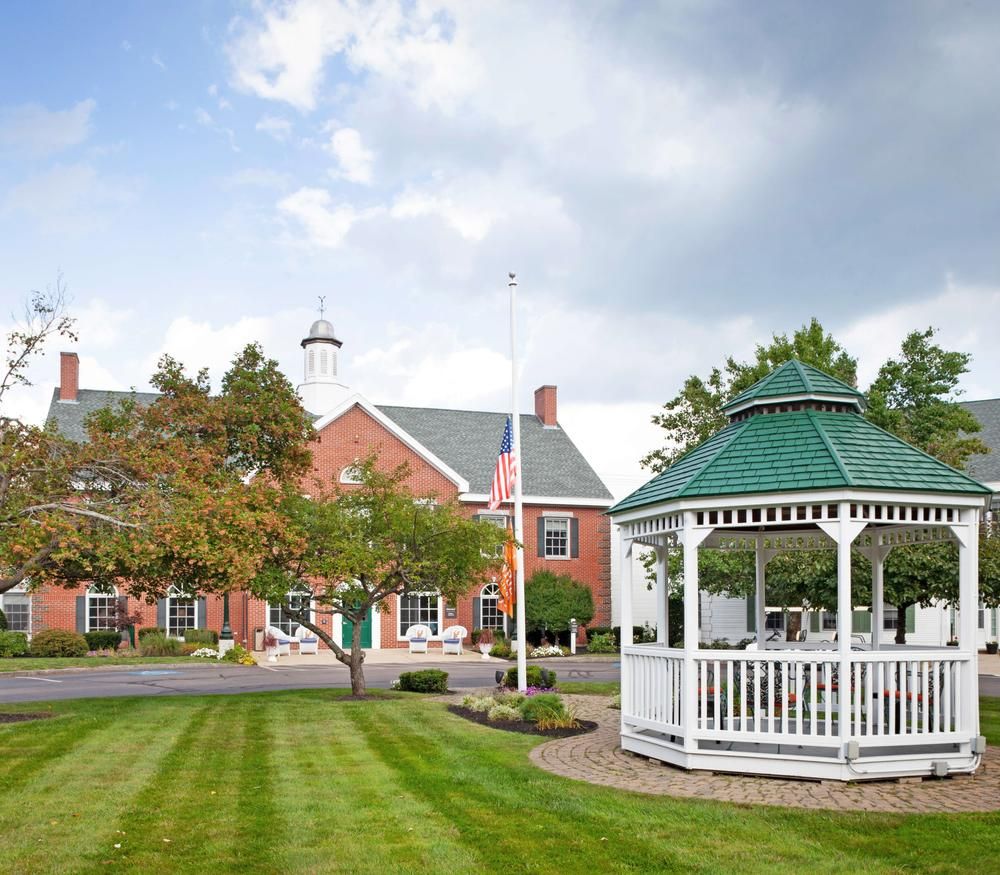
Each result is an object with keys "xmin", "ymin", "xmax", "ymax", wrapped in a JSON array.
[{"xmin": 297, "ymin": 314, "xmax": 350, "ymax": 414}]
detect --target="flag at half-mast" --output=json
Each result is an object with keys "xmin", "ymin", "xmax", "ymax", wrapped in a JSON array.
[
  {"xmin": 487, "ymin": 416, "xmax": 517, "ymax": 510},
  {"xmin": 498, "ymin": 537, "xmax": 516, "ymax": 617}
]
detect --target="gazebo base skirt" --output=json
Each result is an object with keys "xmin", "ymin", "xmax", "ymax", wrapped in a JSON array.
[{"xmin": 621, "ymin": 727, "xmax": 980, "ymax": 782}]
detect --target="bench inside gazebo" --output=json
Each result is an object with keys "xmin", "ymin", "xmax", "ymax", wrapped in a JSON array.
[{"xmin": 610, "ymin": 360, "xmax": 991, "ymax": 781}]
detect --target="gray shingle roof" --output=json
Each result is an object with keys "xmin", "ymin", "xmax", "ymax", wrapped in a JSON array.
[
  {"xmin": 45, "ymin": 389, "xmax": 161, "ymax": 442},
  {"xmin": 960, "ymin": 398, "xmax": 1000, "ymax": 483},
  {"xmin": 377, "ymin": 405, "xmax": 612, "ymax": 500},
  {"xmin": 45, "ymin": 389, "xmax": 611, "ymax": 502}
]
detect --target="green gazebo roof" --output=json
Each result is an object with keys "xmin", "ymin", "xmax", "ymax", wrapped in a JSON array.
[
  {"xmin": 722, "ymin": 360, "xmax": 865, "ymax": 414},
  {"xmin": 611, "ymin": 366, "xmax": 991, "ymax": 516}
]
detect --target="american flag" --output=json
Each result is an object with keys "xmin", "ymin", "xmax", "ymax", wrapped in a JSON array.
[{"xmin": 488, "ymin": 416, "xmax": 517, "ymax": 510}]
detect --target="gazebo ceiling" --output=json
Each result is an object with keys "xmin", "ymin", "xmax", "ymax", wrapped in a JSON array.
[{"xmin": 611, "ymin": 362, "xmax": 991, "ymax": 517}]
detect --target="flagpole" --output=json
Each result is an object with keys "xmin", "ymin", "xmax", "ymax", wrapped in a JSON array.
[{"xmin": 508, "ymin": 272, "xmax": 527, "ymax": 693}]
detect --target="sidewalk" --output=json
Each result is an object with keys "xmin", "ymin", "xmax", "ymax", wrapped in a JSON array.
[{"xmin": 270, "ymin": 647, "xmax": 505, "ymax": 667}]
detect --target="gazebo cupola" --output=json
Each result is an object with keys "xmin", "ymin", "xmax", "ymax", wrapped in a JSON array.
[{"xmin": 609, "ymin": 360, "xmax": 991, "ymax": 782}]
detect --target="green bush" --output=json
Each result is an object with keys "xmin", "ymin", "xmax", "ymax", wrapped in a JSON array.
[
  {"xmin": 490, "ymin": 642, "xmax": 512, "ymax": 659},
  {"xmin": 138, "ymin": 627, "xmax": 167, "ymax": 640},
  {"xmin": 503, "ymin": 665, "xmax": 556, "ymax": 689},
  {"xmin": 138, "ymin": 633, "xmax": 183, "ymax": 657},
  {"xmin": 586, "ymin": 632, "xmax": 617, "ymax": 653},
  {"xmin": 0, "ymin": 631, "xmax": 29, "ymax": 658},
  {"xmin": 397, "ymin": 669, "xmax": 449, "ymax": 693},
  {"xmin": 519, "ymin": 692, "xmax": 566, "ymax": 723},
  {"xmin": 30, "ymin": 629, "xmax": 88, "ymax": 657},
  {"xmin": 0, "ymin": 608, "xmax": 7, "ymax": 631},
  {"xmin": 487, "ymin": 703, "xmax": 522, "ymax": 722},
  {"xmin": 221, "ymin": 644, "xmax": 256, "ymax": 665},
  {"xmin": 524, "ymin": 570, "xmax": 594, "ymax": 641},
  {"xmin": 84, "ymin": 631, "xmax": 121, "ymax": 651},
  {"xmin": 183, "ymin": 629, "xmax": 218, "ymax": 645}
]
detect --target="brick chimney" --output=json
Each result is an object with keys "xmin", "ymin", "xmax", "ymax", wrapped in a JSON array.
[
  {"xmin": 534, "ymin": 385, "xmax": 557, "ymax": 427},
  {"xmin": 58, "ymin": 351, "xmax": 79, "ymax": 402}
]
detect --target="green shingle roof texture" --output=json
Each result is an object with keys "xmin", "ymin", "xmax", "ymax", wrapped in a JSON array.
[
  {"xmin": 610, "ymin": 409, "xmax": 991, "ymax": 515},
  {"xmin": 722, "ymin": 360, "xmax": 865, "ymax": 412}
]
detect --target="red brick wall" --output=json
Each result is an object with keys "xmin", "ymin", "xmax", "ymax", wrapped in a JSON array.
[{"xmin": 28, "ymin": 400, "xmax": 611, "ymax": 650}]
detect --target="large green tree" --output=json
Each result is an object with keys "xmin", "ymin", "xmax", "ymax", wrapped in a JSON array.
[
  {"xmin": 0, "ymin": 287, "xmax": 312, "ymax": 601},
  {"xmin": 252, "ymin": 457, "xmax": 507, "ymax": 695}
]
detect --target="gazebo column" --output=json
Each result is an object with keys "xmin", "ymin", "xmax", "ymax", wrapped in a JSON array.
[
  {"xmin": 955, "ymin": 509, "xmax": 980, "ymax": 737},
  {"xmin": 870, "ymin": 543, "xmax": 889, "ymax": 650},
  {"xmin": 654, "ymin": 543, "xmax": 669, "ymax": 645},
  {"xmin": 619, "ymin": 529, "xmax": 634, "ymax": 719},
  {"xmin": 754, "ymin": 536, "xmax": 766, "ymax": 649},
  {"xmin": 681, "ymin": 513, "xmax": 712, "ymax": 754}
]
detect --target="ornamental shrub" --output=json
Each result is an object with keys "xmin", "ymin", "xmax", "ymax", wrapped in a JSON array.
[
  {"xmin": 30, "ymin": 629, "xmax": 88, "ymax": 657},
  {"xmin": 138, "ymin": 633, "xmax": 183, "ymax": 657},
  {"xmin": 84, "ymin": 631, "xmax": 121, "ymax": 651},
  {"xmin": 138, "ymin": 627, "xmax": 167, "ymax": 640},
  {"xmin": 184, "ymin": 629, "xmax": 218, "ymax": 645},
  {"xmin": 0, "ymin": 631, "xmax": 29, "ymax": 658},
  {"xmin": 503, "ymin": 665, "xmax": 556, "ymax": 690},
  {"xmin": 524, "ymin": 570, "xmax": 594, "ymax": 641},
  {"xmin": 397, "ymin": 669, "xmax": 449, "ymax": 693},
  {"xmin": 519, "ymin": 692, "xmax": 566, "ymax": 723},
  {"xmin": 586, "ymin": 632, "xmax": 617, "ymax": 653},
  {"xmin": 221, "ymin": 644, "xmax": 256, "ymax": 665},
  {"xmin": 487, "ymin": 703, "xmax": 522, "ymax": 722},
  {"xmin": 0, "ymin": 608, "xmax": 7, "ymax": 631},
  {"xmin": 489, "ymin": 642, "xmax": 512, "ymax": 659}
]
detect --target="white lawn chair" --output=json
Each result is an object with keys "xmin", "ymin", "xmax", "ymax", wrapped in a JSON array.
[
  {"xmin": 441, "ymin": 625, "xmax": 468, "ymax": 655},
  {"xmin": 405, "ymin": 624, "xmax": 432, "ymax": 654},
  {"xmin": 266, "ymin": 626, "xmax": 293, "ymax": 656},
  {"xmin": 295, "ymin": 624, "xmax": 319, "ymax": 655}
]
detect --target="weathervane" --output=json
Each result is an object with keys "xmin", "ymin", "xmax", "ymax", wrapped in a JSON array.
[{"xmin": 318, "ymin": 295, "xmax": 326, "ymax": 319}]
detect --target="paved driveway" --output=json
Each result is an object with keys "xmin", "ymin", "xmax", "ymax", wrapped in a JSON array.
[{"xmin": 0, "ymin": 658, "xmax": 621, "ymax": 703}]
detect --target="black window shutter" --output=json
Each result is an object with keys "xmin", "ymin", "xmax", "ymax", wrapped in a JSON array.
[
  {"xmin": 537, "ymin": 516, "xmax": 546, "ymax": 557},
  {"xmin": 472, "ymin": 514, "xmax": 482, "ymax": 523},
  {"xmin": 746, "ymin": 597, "xmax": 756, "ymax": 632},
  {"xmin": 156, "ymin": 599, "xmax": 167, "ymax": 629},
  {"xmin": 472, "ymin": 597, "xmax": 481, "ymax": 630},
  {"xmin": 76, "ymin": 596, "xmax": 86, "ymax": 633},
  {"xmin": 570, "ymin": 518, "xmax": 580, "ymax": 558},
  {"xmin": 197, "ymin": 597, "xmax": 207, "ymax": 629},
  {"xmin": 905, "ymin": 604, "xmax": 916, "ymax": 634}
]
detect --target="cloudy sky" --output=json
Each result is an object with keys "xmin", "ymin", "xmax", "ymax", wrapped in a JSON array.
[{"xmin": 2, "ymin": 1, "xmax": 999, "ymax": 498}]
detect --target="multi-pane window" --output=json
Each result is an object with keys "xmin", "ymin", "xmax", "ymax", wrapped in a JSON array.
[
  {"xmin": 480, "ymin": 514, "xmax": 507, "ymax": 556},
  {"xmin": 399, "ymin": 594, "xmax": 441, "ymax": 636},
  {"xmin": 1, "ymin": 594, "xmax": 29, "ymax": 632},
  {"xmin": 883, "ymin": 608, "xmax": 899, "ymax": 630},
  {"xmin": 479, "ymin": 582, "xmax": 505, "ymax": 631},
  {"xmin": 167, "ymin": 587, "xmax": 197, "ymax": 637},
  {"xmin": 765, "ymin": 611, "xmax": 785, "ymax": 631},
  {"xmin": 822, "ymin": 612, "xmax": 838, "ymax": 631},
  {"xmin": 87, "ymin": 584, "xmax": 117, "ymax": 632},
  {"xmin": 543, "ymin": 517, "xmax": 569, "ymax": 558},
  {"xmin": 269, "ymin": 589, "xmax": 311, "ymax": 636}
]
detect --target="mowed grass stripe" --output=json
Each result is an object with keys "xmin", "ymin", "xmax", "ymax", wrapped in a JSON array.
[
  {"xmin": 0, "ymin": 698, "xmax": 204, "ymax": 874},
  {"xmin": 268, "ymin": 692, "xmax": 482, "ymax": 874},
  {"xmin": 94, "ymin": 696, "xmax": 287, "ymax": 873}
]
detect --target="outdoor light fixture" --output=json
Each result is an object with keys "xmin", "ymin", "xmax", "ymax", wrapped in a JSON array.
[{"xmin": 569, "ymin": 618, "xmax": 578, "ymax": 655}]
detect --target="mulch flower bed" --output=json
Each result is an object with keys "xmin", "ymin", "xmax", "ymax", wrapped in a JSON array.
[
  {"xmin": 0, "ymin": 712, "xmax": 54, "ymax": 724},
  {"xmin": 447, "ymin": 704, "xmax": 597, "ymax": 738}
]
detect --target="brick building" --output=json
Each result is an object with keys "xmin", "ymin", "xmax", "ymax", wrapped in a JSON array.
[{"xmin": 14, "ymin": 317, "xmax": 613, "ymax": 651}]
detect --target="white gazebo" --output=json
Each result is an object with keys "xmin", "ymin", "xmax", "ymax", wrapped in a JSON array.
[{"xmin": 610, "ymin": 361, "xmax": 991, "ymax": 781}]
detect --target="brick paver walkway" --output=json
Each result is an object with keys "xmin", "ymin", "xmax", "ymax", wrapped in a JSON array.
[{"xmin": 530, "ymin": 695, "xmax": 1000, "ymax": 812}]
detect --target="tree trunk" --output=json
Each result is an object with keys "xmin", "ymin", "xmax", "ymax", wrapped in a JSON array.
[
  {"xmin": 894, "ymin": 603, "xmax": 910, "ymax": 645},
  {"xmin": 349, "ymin": 612, "xmax": 366, "ymax": 696}
]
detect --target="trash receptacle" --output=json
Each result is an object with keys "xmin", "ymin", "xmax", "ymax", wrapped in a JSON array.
[{"xmin": 253, "ymin": 627, "xmax": 265, "ymax": 651}]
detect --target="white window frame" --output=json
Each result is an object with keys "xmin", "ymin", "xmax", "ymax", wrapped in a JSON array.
[
  {"xmin": 1, "ymin": 590, "xmax": 31, "ymax": 634},
  {"xmin": 479, "ymin": 513, "xmax": 508, "ymax": 557},
  {"xmin": 166, "ymin": 586, "xmax": 197, "ymax": 639},
  {"xmin": 397, "ymin": 592, "xmax": 443, "ymax": 640},
  {"xmin": 479, "ymin": 581, "xmax": 506, "ymax": 632},
  {"xmin": 543, "ymin": 516, "xmax": 570, "ymax": 559},
  {"xmin": 340, "ymin": 465, "xmax": 362, "ymax": 484},
  {"xmin": 269, "ymin": 587, "xmax": 312, "ymax": 636},
  {"xmin": 765, "ymin": 611, "xmax": 786, "ymax": 632},
  {"xmin": 86, "ymin": 583, "xmax": 118, "ymax": 632}
]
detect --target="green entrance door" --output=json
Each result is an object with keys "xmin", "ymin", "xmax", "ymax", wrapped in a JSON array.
[{"xmin": 342, "ymin": 608, "xmax": 372, "ymax": 649}]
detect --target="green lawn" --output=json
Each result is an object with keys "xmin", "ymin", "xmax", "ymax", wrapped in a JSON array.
[
  {"xmin": 2, "ymin": 692, "xmax": 1000, "ymax": 874},
  {"xmin": 0, "ymin": 656, "xmax": 205, "ymax": 672}
]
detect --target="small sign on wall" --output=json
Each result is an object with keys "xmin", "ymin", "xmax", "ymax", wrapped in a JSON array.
[{"xmin": 444, "ymin": 604, "xmax": 457, "ymax": 619}]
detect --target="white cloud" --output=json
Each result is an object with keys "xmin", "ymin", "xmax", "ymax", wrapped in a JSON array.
[
  {"xmin": 277, "ymin": 187, "xmax": 367, "ymax": 248},
  {"xmin": 151, "ymin": 52, "xmax": 167, "ymax": 71},
  {"xmin": 74, "ymin": 298, "xmax": 135, "ymax": 348},
  {"xmin": 255, "ymin": 114, "xmax": 293, "ymax": 141},
  {"xmin": 325, "ymin": 127, "xmax": 374, "ymax": 184},
  {"xmin": 0, "ymin": 98, "xmax": 96, "ymax": 157},
  {"xmin": 194, "ymin": 108, "xmax": 240, "ymax": 152},
  {"xmin": 839, "ymin": 277, "xmax": 1000, "ymax": 399},
  {"xmin": 121, "ymin": 40, "xmax": 132, "ymax": 52},
  {"xmin": 224, "ymin": 167, "xmax": 293, "ymax": 190},
  {"xmin": 3, "ymin": 162, "xmax": 137, "ymax": 233}
]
